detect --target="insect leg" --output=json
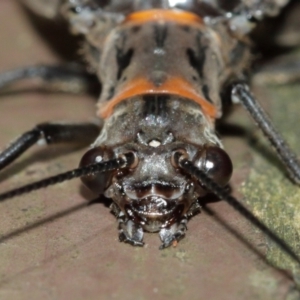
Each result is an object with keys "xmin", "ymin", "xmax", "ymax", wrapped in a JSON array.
[
  {"xmin": 21, "ymin": 0, "xmax": 61, "ymax": 19},
  {"xmin": 253, "ymin": 56, "xmax": 300, "ymax": 85},
  {"xmin": 0, "ymin": 65, "xmax": 99, "ymax": 94},
  {"xmin": 0, "ymin": 122, "xmax": 100, "ymax": 171},
  {"xmin": 231, "ymin": 83, "xmax": 300, "ymax": 184}
]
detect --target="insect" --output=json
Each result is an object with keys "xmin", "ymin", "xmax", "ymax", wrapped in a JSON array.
[{"xmin": 0, "ymin": 0, "xmax": 300, "ymax": 268}]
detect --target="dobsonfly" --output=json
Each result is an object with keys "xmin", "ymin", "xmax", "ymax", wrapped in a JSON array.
[{"xmin": 1, "ymin": 0, "xmax": 300, "ymax": 286}]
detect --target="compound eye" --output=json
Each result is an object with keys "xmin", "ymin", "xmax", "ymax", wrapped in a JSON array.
[
  {"xmin": 194, "ymin": 146, "xmax": 233, "ymax": 187},
  {"xmin": 79, "ymin": 147, "xmax": 113, "ymax": 194}
]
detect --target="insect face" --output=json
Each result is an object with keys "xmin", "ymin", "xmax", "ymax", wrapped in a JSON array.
[{"xmin": 79, "ymin": 94, "xmax": 232, "ymax": 245}]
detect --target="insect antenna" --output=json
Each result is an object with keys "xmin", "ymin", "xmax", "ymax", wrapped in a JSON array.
[
  {"xmin": 232, "ymin": 84, "xmax": 300, "ymax": 184},
  {"xmin": 174, "ymin": 151, "xmax": 300, "ymax": 265},
  {"xmin": 0, "ymin": 152, "xmax": 134, "ymax": 202}
]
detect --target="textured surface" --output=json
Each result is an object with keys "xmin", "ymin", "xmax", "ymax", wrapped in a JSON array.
[{"xmin": 0, "ymin": 1, "xmax": 300, "ymax": 299}]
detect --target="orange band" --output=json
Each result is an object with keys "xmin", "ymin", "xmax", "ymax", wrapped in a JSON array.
[
  {"xmin": 99, "ymin": 77, "xmax": 217, "ymax": 119},
  {"xmin": 124, "ymin": 9, "xmax": 203, "ymax": 26}
]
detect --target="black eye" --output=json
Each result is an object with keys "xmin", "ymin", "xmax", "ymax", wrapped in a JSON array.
[
  {"xmin": 193, "ymin": 146, "xmax": 233, "ymax": 187},
  {"xmin": 79, "ymin": 147, "xmax": 113, "ymax": 194}
]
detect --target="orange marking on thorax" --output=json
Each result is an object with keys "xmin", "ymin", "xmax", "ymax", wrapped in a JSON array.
[
  {"xmin": 99, "ymin": 77, "xmax": 217, "ymax": 119},
  {"xmin": 124, "ymin": 9, "xmax": 203, "ymax": 26}
]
